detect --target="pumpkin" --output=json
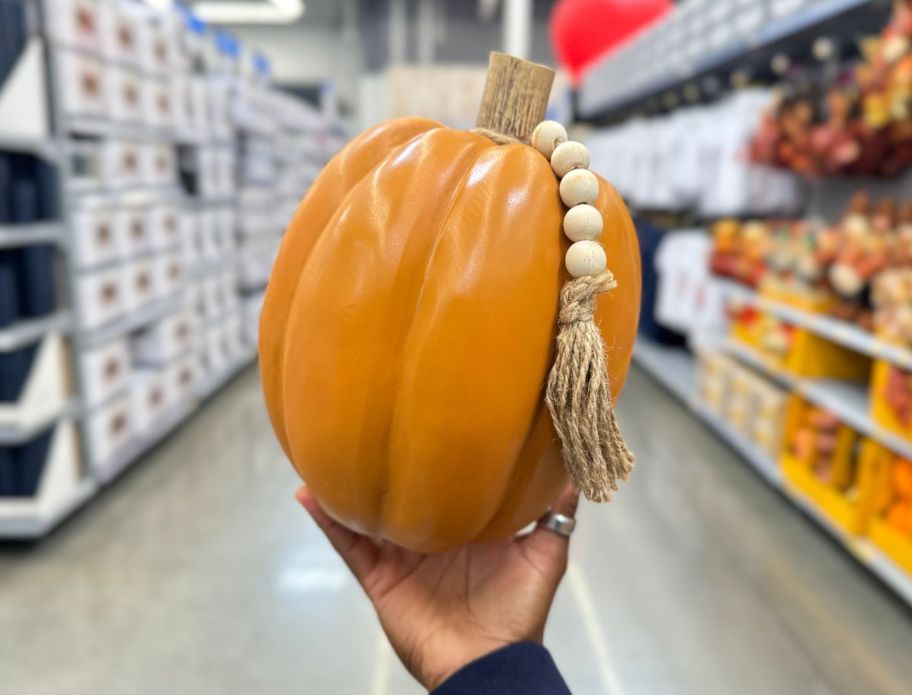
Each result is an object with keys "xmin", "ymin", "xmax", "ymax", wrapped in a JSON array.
[{"xmin": 259, "ymin": 55, "xmax": 640, "ymax": 553}]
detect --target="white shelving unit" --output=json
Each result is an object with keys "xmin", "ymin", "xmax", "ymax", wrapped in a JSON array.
[
  {"xmin": 0, "ymin": 1, "xmax": 343, "ymax": 539},
  {"xmin": 632, "ymin": 334, "xmax": 912, "ymax": 608}
]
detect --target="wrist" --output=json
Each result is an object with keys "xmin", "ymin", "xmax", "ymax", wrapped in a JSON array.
[{"xmin": 421, "ymin": 638, "xmax": 514, "ymax": 691}]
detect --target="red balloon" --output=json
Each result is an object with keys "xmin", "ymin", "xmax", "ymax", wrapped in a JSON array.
[{"xmin": 551, "ymin": 0, "xmax": 672, "ymax": 83}]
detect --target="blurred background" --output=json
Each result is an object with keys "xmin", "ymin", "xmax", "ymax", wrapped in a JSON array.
[{"xmin": 4, "ymin": 0, "xmax": 912, "ymax": 693}]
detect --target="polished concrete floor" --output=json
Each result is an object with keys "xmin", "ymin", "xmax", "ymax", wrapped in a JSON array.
[{"xmin": 2, "ymin": 366, "xmax": 912, "ymax": 694}]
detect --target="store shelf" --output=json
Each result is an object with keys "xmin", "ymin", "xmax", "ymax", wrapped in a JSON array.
[
  {"xmin": 77, "ymin": 296, "xmax": 183, "ymax": 349},
  {"xmin": 96, "ymin": 399, "xmax": 197, "ymax": 484},
  {"xmin": 579, "ymin": 0, "xmax": 890, "ymax": 121},
  {"xmin": 0, "ymin": 312, "xmax": 71, "ymax": 351},
  {"xmin": 723, "ymin": 339, "xmax": 912, "ymax": 461},
  {"xmin": 0, "ymin": 476, "xmax": 96, "ymax": 539},
  {"xmin": 0, "ymin": 223, "xmax": 64, "ymax": 249},
  {"xmin": 631, "ymin": 336, "xmax": 696, "ymax": 404},
  {"xmin": 692, "ymin": 401, "xmax": 784, "ymax": 487},
  {"xmin": 0, "ymin": 135, "xmax": 59, "ymax": 160},
  {"xmin": 635, "ymin": 333, "xmax": 912, "ymax": 605},
  {"xmin": 716, "ymin": 280, "xmax": 912, "ymax": 371},
  {"xmin": 0, "ymin": 400, "xmax": 79, "ymax": 446}
]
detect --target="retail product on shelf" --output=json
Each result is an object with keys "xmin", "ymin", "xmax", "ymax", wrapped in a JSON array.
[
  {"xmin": 751, "ymin": 0, "xmax": 912, "ymax": 178},
  {"xmin": 781, "ymin": 395, "xmax": 868, "ymax": 533},
  {"xmin": 586, "ymin": 90, "xmax": 803, "ymax": 217},
  {"xmin": 865, "ymin": 444, "xmax": 912, "ymax": 572},
  {"xmin": 0, "ymin": 0, "xmax": 343, "ymax": 538},
  {"xmin": 696, "ymin": 347, "xmax": 789, "ymax": 458}
]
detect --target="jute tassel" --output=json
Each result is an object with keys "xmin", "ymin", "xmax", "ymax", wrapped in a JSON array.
[{"xmin": 545, "ymin": 270, "xmax": 635, "ymax": 502}]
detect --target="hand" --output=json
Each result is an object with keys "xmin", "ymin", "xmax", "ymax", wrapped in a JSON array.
[{"xmin": 296, "ymin": 484, "xmax": 578, "ymax": 691}]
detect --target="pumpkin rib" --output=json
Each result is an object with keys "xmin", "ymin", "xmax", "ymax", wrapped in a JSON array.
[
  {"xmin": 383, "ymin": 143, "xmax": 564, "ymax": 549},
  {"xmin": 264, "ymin": 119, "xmax": 444, "ymax": 459},
  {"xmin": 282, "ymin": 129, "xmax": 492, "ymax": 536},
  {"xmin": 462, "ymin": 145, "xmax": 566, "ymax": 543},
  {"xmin": 376, "ymin": 132, "xmax": 496, "ymax": 539}
]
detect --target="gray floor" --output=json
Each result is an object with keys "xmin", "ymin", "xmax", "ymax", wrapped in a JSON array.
[{"xmin": 2, "ymin": 366, "xmax": 912, "ymax": 694}]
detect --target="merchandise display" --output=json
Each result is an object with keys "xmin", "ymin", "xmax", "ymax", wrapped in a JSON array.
[
  {"xmin": 260, "ymin": 54, "xmax": 640, "ymax": 553},
  {"xmin": 0, "ymin": 0, "xmax": 341, "ymax": 538},
  {"xmin": 751, "ymin": 0, "xmax": 912, "ymax": 178},
  {"xmin": 586, "ymin": 0, "xmax": 912, "ymax": 606}
]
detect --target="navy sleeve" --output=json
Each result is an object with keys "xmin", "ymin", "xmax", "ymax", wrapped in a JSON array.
[{"xmin": 431, "ymin": 642, "xmax": 571, "ymax": 695}]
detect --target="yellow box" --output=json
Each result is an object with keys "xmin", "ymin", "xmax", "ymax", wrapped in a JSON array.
[
  {"xmin": 859, "ymin": 443, "xmax": 912, "ymax": 574},
  {"xmin": 870, "ymin": 359, "xmax": 912, "ymax": 439},
  {"xmin": 779, "ymin": 395, "xmax": 867, "ymax": 534},
  {"xmin": 785, "ymin": 329, "xmax": 871, "ymax": 380}
]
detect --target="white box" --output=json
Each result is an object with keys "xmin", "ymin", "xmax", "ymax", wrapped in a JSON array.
[
  {"xmin": 71, "ymin": 199, "xmax": 122, "ymax": 269},
  {"xmin": 202, "ymin": 327, "xmax": 229, "ymax": 375},
  {"xmin": 130, "ymin": 368, "xmax": 168, "ymax": 434},
  {"xmin": 56, "ymin": 49, "xmax": 107, "ymax": 118},
  {"xmin": 156, "ymin": 252, "xmax": 184, "ymax": 296},
  {"xmin": 198, "ymin": 210, "xmax": 219, "ymax": 259},
  {"xmin": 115, "ymin": 205, "xmax": 151, "ymax": 255},
  {"xmin": 143, "ymin": 144, "xmax": 176, "ymax": 187},
  {"xmin": 86, "ymin": 394, "xmax": 133, "ymax": 467},
  {"xmin": 102, "ymin": 140, "xmax": 143, "ymax": 188},
  {"xmin": 169, "ymin": 353, "xmax": 197, "ymax": 402},
  {"xmin": 144, "ymin": 78, "xmax": 174, "ymax": 129},
  {"xmin": 43, "ymin": 0, "xmax": 104, "ymax": 52},
  {"xmin": 102, "ymin": 0, "xmax": 144, "ymax": 67},
  {"xmin": 106, "ymin": 67, "xmax": 145, "ymax": 123},
  {"xmin": 76, "ymin": 267, "xmax": 125, "ymax": 330},
  {"xmin": 202, "ymin": 276, "xmax": 222, "ymax": 320},
  {"xmin": 144, "ymin": 21, "xmax": 177, "ymax": 76},
  {"xmin": 148, "ymin": 204, "xmax": 182, "ymax": 251},
  {"xmin": 132, "ymin": 310, "xmax": 192, "ymax": 365},
  {"xmin": 122, "ymin": 258, "xmax": 158, "ymax": 311},
  {"xmin": 186, "ymin": 280, "xmax": 205, "ymax": 322},
  {"xmin": 0, "ymin": 333, "xmax": 70, "ymax": 432},
  {"xmin": 79, "ymin": 339, "xmax": 129, "ymax": 408}
]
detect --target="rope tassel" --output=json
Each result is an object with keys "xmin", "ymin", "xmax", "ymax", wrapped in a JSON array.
[{"xmin": 545, "ymin": 270, "xmax": 635, "ymax": 502}]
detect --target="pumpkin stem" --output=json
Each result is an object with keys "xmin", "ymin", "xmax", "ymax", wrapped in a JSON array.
[{"xmin": 475, "ymin": 52, "xmax": 555, "ymax": 144}]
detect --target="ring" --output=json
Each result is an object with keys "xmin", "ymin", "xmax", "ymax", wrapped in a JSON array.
[{"xmin": 539, "ymin": 512, "xmax": 576, "ymax": 538}]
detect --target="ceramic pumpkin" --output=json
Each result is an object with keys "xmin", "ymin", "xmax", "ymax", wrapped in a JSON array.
[{"xmin": 260, "ymin": 54, "xmax": 640, "ymax": 553}]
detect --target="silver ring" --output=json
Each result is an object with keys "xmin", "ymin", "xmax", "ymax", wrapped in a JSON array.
[{"xmin": 539, "ymin": 512, "xmax": 576, "ymax": 538}]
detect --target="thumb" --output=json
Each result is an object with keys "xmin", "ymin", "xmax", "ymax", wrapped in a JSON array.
[{"xmin": 520, "ymin": 484, "xmax": 579, "ymax": 571}]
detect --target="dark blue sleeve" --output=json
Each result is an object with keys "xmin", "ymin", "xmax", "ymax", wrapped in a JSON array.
[{"xmin": 431, "ymin": 642, "xmax": 571, "ymax": 695}]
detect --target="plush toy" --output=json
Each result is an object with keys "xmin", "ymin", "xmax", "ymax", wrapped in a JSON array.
[{"xmin": 259, "ymin": 54, "xmax": 641, "ymax": 552}]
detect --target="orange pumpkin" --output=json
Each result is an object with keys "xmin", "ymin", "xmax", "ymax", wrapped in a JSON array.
[{"xmin": 259, "ymin": 117, "xmax": 641, "ymax": 553}]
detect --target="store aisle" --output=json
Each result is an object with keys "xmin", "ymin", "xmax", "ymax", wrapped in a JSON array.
[{"xmin": 2, "ymin": 366, "xmax": 912, "ymax": 695}]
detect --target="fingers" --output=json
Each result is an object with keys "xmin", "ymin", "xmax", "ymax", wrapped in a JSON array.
[
  {"xmin": 295, "ymin": 486, "xmax": 379, "ymax": 585},
  {"xmin": 520, "ymin": 484, "xmax": 579, "ymax": 564}
]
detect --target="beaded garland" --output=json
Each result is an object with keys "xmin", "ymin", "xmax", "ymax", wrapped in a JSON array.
[{"xmin": 531, "ymin": 120, "xmax": 635, "ymax": 503}]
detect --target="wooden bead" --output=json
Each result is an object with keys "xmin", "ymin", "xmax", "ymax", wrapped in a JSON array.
[
  {"xmin": 550, "ymin": 141, "xmax": 590, "ymax": 178},
  {"xmin": 565, "ymin": 241, "xmax": 607, "ymax": 278},
  {"xmin": 531, "ymin": 120, "xmax": 567, "ymax": 159},
  {"xmin": 559, "ymin": 169, "xmax": 599, "ymax": 207},
  {"xmin": 563, "ymin": 204, "xmax": 603, "ymax": 242}
]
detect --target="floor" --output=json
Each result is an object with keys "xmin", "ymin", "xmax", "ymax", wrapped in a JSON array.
[{"xmin": 2, "ymin": 366, "xmax": 912, "ymax": 695}]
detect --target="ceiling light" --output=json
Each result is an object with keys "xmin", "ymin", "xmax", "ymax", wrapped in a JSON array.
[{"xmin": 194, "ymin": 0, "xmax": 305, "ymax": 24}]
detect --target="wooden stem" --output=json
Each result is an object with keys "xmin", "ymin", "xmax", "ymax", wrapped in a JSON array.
[{"xmin": 475, "ymin": 52, "xmax": 555, "ymax": 143}]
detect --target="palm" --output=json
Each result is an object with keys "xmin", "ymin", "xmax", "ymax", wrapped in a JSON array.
[{"xmin": 297, "ymin": 486, "xmax": 576, "ymax": 691}]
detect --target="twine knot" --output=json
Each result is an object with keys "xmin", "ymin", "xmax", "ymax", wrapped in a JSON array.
[
  {"xmin": 546, "ymin": 270, "xmax": 635, "ymax": 503},
  {"xmin": 557, "ymin": 272, "xmax": 618, "ymax": 326}
]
